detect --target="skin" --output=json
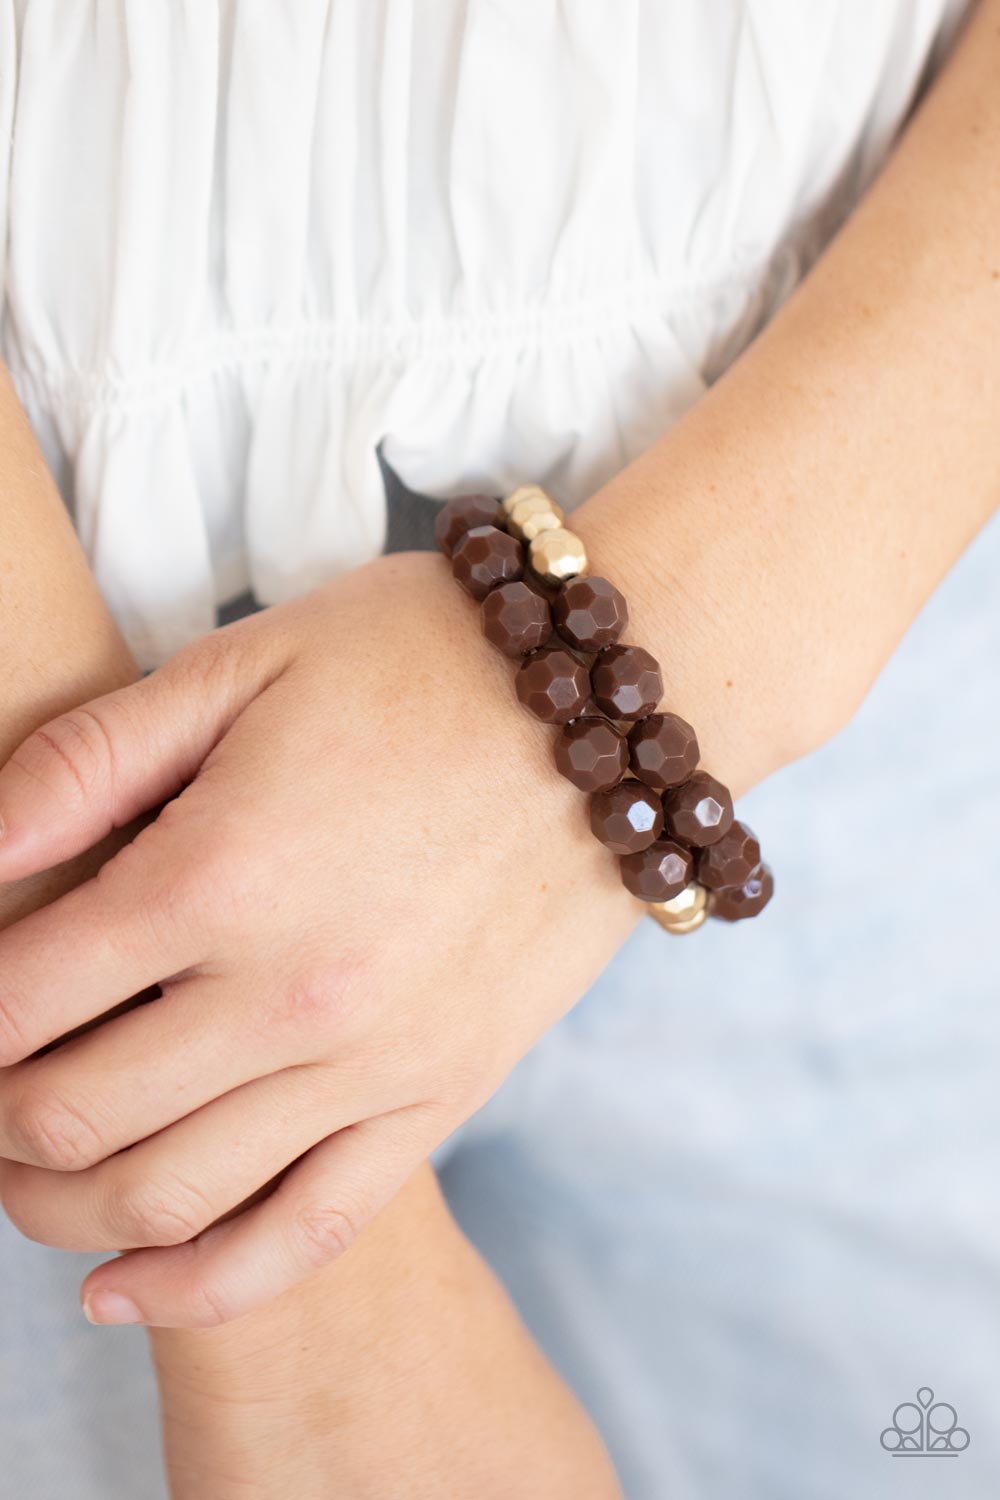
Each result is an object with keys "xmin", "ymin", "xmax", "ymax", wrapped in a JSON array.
[
  {"xmin": 0, "ymin": 362, "xmax": 139, "ymax": 920},
  {"xmin": 0, "ymin": 363, "xmax": 622, "ymax": 1498},
  {"xmin": 152, "ymin": 1168, "xmax": 621, "ymax": 1500},
  {"xmin": 1, "ymin": 0, "xmax": 999, "ymax": 1332}
]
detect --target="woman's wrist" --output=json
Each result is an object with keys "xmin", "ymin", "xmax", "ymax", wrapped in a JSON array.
[
  {"xmin": 439, "ymin": 489, "xmax": 774, "ymax": 927},
  {"xmin": 150, "ymin": 1173, "xmax": 438, "ymax": 1497},
  {"xmin": 575, "ymin": 450, "xmax": 849, "ymax": 801},
  {"xmin": 151, "ymin": 1168, "xmax": 621, "ymax": 1500}
]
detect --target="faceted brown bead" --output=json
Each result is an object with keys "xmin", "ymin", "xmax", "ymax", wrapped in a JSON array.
[
  {"xmin": 710, "ymin": 863, "xmax": 774, "ymax": 921},
  {"xmin": 554, "ymin": 717, "xmax": 628, "ymax": 794},
  {"xmin": 619, "ymin": 838, "xmax": 693, "ymax": 903},
  {"xmin": 589, "ymin": 780, "xmax": 663, "ymax": 854},
  {"xmin": 627, "ymin": 712, "xmax": 700, "ymax": 790},
  {"xmin": 515, "ymin": 646, "xmax": 590, "ymax": 723},
  {"xmin": 481, "ymin": 582, "xmax": 552, "ymax": 658},
  {"xmin": 663, "ymin": 770, "xmax": 735, "ymax": 848},
  {"xmin": 553, "ymin": 576, "xmax": 629, "ymax": 651},
  {"xmin": 696, "ymin": 820, "xmax": 761, "ymax": 892},
  {"xmin": 451, "ymin": 525, "xmax": 524, "ymax": 600},
  {"xmin": 434, "ymin": 494, "xmax": 501, "ymax": 557},
  {"xmin": 591, "ymin": 644, "xmax": 663, "ymax": 721}
]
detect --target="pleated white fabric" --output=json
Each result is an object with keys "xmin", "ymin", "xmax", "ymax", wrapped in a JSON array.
[{"xmin": 0, "ymin": 0, "xmax": 967, "ymax": 665}]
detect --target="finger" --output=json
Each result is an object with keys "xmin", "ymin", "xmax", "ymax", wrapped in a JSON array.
[
  {"xmin": 0, "ymin": 832, "xmax": 204, "ymax": 1066},
  {"xmin": 0, "ymin": 624, "xmax": 284, "ymax": 882},
  {"xmin": 1, "ymin": 1067, "xmax": 341, "ymax": 1253},
  {"xmin": 79, "ymin": 1106, "xmax": 441, "ymax": 1327},
  {"xmin": 0, "ymin": 968, "xmax": 333, "ymax": 1169}
]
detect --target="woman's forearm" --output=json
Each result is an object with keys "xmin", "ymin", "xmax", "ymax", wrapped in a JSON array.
[
  {"xmin": 578, "ymin": 0, "xmax": 1000, "ymax": 795},
  {"xmin": 0, "ymin": 365, "xmax": 137, "ymax": 747},
  {"xmin": 0, "ymin": 363, "xmax": 140, "ymax": 924}
]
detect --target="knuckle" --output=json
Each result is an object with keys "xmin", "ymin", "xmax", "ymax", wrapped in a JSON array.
[
  {"xmin": 294, "ymin": 1199, "xmax": 360, "ymax": 1268},
  {"xmin": 16, "ymin": 708, "xmax": 116, "ymax": 808},
  {"xmin": 143, "ymin": 819, "xmax": 248, "ymax": 936},
  {"xmin": 147, "ymin": 858, "xmax": 209, "ymax": 934},
  {"xmin": 274, "ymin": 959, "xmax": 368, "ymax": 1044},
  {"xmin": 93, "ymin": 830, "xmax": 205, "ymax": 954},
  {"xmin": 90, "ymin": 834, "xmax": 158, "ymax": 917},
  {"xmin": 7, "ymin": 1086, "xmax": 105, "ymax": 1171},
  {"xmin": 169, "ymin": 817, "xmax": 267, "ymax": 930},
  {"xmin": 174, "ymin": 629, "xmax": 240, "ymax": 697},
  {"xmin": 112, "ymin": 1173, "xmax": 214, "ymax": 1248},
  {"xmin": 189, "ymin": 1279, "xmax": 234, "ymax": 1329}
]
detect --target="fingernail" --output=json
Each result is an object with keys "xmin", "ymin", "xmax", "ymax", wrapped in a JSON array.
[{"xmin": 83, "ymin": 1290, "xmax": 144, "ymax": 1326}]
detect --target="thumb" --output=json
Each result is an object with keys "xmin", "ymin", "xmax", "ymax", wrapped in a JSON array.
[{"xmin": 0, "ymin": 631, "xmax": 271, "ymax": 881}]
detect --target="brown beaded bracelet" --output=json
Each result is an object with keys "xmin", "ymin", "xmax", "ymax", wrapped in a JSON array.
[{"xmin": 435, "ymin": 485, "xmax": 774, "ymax": 934}]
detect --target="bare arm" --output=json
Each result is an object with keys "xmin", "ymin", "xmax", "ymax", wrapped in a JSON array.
[
  {"xmin": 0, "ymin": 364, "xmax": 138, "ymax": 925},
  {"xmin": 578, "ymin": 0, "xmax": 1000, "ymax": 793}
]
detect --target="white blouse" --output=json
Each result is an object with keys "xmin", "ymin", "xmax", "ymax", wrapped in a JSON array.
[{"xmin": 0, "ymin": 0, "xmax": 967, "ymax": 666}]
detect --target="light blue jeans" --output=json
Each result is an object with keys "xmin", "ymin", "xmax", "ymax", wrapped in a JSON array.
[{"xmin": 2, "ymin": 471, "xmax": 998, "ymax": 1499}]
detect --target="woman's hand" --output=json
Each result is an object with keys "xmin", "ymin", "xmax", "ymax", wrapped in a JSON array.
[
  {"xmin": 0, "ymin": 550, "xmax": 647, "ymax": 1327},
  {"xmin": 0, "ymin": 363, "xmax": 622, "ymax": 1498}
]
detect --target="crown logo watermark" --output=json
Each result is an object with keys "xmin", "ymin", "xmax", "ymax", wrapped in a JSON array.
[{"xmin": 880, "ymin": 1387, "xmax": 970, "ymax": 1457}]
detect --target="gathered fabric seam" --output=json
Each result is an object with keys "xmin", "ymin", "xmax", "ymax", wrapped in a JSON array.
[{"xmin": 3, "ymin": 259, "xmax": 778, "ymax": 419}]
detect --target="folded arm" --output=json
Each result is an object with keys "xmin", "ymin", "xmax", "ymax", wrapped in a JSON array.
[{"xmin": 0, "ymin": 0, "xmax": 996, "ymax": 1336}]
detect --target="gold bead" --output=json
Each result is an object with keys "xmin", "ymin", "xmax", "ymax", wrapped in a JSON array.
[
  {"xmin": 647, "ymin": 881, "xmax": 709, "ymax": 934},
  {"xmin": 508, "ymin": 494, "xmax": 565, "ymax": 542},
  {"xmin": 502, "ymin": 484, "xmax": 552, "ymax": 519},
  {"xmin": 528, "ymin": 527, "xmax": 588, "ymax": 585},
  {"xmin": 520, "ymin": 509, "xmax": 565, "ymax": 543}
]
